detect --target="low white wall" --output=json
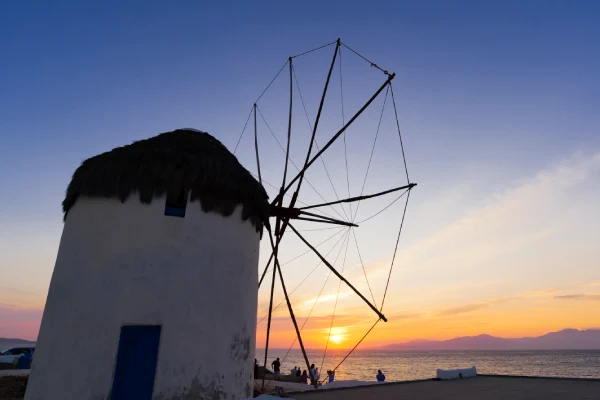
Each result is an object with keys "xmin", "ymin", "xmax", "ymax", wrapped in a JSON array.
[{"xmin": 26, "ymin": 196, "xmax": 260, "ymax": 400}]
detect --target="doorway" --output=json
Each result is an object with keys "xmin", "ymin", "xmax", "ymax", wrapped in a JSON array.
[{"xmin": 111, "ymin": 325, "xmax": 162, "ymax": 400}]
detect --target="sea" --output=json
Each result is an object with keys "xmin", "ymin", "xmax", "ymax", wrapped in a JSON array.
[
  {"xmin": 5, "ymin": 342, "xmax": 599, "ymax": 382},
  {"xmin": 255, "ymin": 349, "xmax": 600, "ymax": 382}
]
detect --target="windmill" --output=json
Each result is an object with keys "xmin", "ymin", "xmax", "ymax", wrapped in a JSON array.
[{"xmin": 233, "ymin": 38, "xmax": 417, "ymax": 392}]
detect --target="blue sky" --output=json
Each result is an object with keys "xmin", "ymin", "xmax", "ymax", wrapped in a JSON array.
[{"xmin": 1, "ymin": 1, "xmax": 599, "ymax": 342}]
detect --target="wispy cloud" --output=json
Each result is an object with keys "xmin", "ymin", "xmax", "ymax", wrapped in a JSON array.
[
  {"xmin": 430, "ymin": 283, "xmax": 600, "ymax": 318},
  {"xmin": 398, "ymin": 151, "xmax": 600, "ymax": 273},
  {"xmin": 554, "ymin": 294, "xmax": 600, "ymax": 301},
  {"xmin": 525, "ymin": 287, "xmax": 559, "ymax": 297},
  {"xmin": 427, "ymin": 283, "xmax": 600, "ymax": 318},
  {"xmin": 302, "ymin": 291, "xmax": 352, "ymax": 308},
  {"xmin": 434, "ymin": 303, "xmax": 491, "ymax": 316},
  {"xmin": 388, "ymin": 312, "xmax": 422, "ymax": 320},
  {"xmin": 433, "ymin": 297, "xmax": 515, "ymax": 317}
]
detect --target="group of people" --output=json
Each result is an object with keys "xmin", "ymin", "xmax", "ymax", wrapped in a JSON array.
[
  {"xmin": 288, "ymin": 364, "xmax": 316, "ymax": 384},
  {"xmin": 268, "ymin": 360, "xmax": 328, "ymax": 384},
  {"xmin": 256, "ymin": 357, "xmax": 385, "ymax": 384}
]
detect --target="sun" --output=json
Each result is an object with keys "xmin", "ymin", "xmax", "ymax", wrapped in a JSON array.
[
  {"xmin": 330, "ymin": 334, "xmax": 344, "ymax": 344},
  {"xmin": 324, "ymin": 327, "xmax": 349, "ymax": 346}
]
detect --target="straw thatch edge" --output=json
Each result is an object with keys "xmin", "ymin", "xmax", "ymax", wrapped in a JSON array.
[{"xmin": 62, "ymin": 129, "xmax": 269, "ymax": 234}]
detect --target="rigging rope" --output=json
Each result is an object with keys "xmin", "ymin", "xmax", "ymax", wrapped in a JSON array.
[
  {"xmin": 281, "ymin": 59, "xmax": 293, "ymax": 189},
  {"xmin": 340, "ymin": 45, "xmax": 353, "ymax": 220},
  {"xmin": 269, "ymin": 227, "xmax": 316, "ymax": 387},
  {"xmin": 298, "ymin": 226, "xmax": 345, "ymax": 232},
  {"xmin": 255, "ymin": 60, "xmax": 289, "ymax": 105},
  {"xmin": 280, "ymin": 228, "xmax": 346, "ymax": 266},
  {"xmin": 258, "ymin": 231, "xmax": 351, "ymax": 391},
  {"xmin": 257, "ymin": 228, "xmax": 350, "ymax": 325},
  {"xmin": 355, "ymin": 189, "xmax": 409, "ymax": 224},
  {"xmin": 291, "ymin": 40, "xmax": 338, "ymax": 59},
  {"xmin": 380, "ymin": 189, "xmax": 411, "ymax": 312},
  {"xmin": 281, "ymin": 230, "xmax": 351, "ymax": 364},
  {"xmin": 341, "ymin": 42, "xmax": 389, "ymax": 76},
  {"xmin": 255, "ymin": 166, "xmax": 346, "ymax": 290},
  {"xmin": 351, "ymin": 84, "xmax": 390, "ymax": 222},
  {"xmin": 257, "ymin": 226, "xmax": 347, "ymax": 293},
  {"xmin": 292, "ymin": 65, "xmax": 351, "ymax": 222},
  {"xmin": 251, "ymin": 40, "xmax": 413, "ymax": 383},
  {"xmin": 233, "ymin": 106, "xmax": 254, "ymax": 154},
  {"xmin": 331, "ymin": 319, "xmax": 381, "ymax": 374},
  {"xmin": 315, "ymin": 82, "xmax": 390, "ymax": 362},
  {"xmin": 256, "ymin": 105, "xmax": 348, "ymax": 223},
  {"xmin": 351, "ymin": 228, "xmax": 378, "ymax": 308},
  {"xmin": 320, "ymin": 213, "xmax": 351, "ymax": 372},
  {"xmin": 320, "ymin": 53, "xmax": 408, "ymax": 374},
  {"xmin": 253, "ymin": 104, "xmax": 262, "ymax": 184},
  {"xmin": 253, "ymin": 173, "xmax": 340, "ymax": 221},
  {"xmin": 263, "ymin": 229, "xmax": 350, "ymax": 387},
  {"xmin": 390, "ymin": 82, "xmax": 410, "ymax": 183},
  {"xmin": 261, "ymin": 222, "xmax": 280, "ymax": 391},
  {"xmin": 278, "ymin": 72, "xmax": 395, "ymax": 200}
]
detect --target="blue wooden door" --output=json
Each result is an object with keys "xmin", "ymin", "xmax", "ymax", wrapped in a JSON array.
[{"xmin": 111, "ymin": 325, "xmax": 162, "ymax": 400}]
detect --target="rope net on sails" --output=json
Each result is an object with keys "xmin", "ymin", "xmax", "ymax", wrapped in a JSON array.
[{"xmin": 232, "ymin": 39, "xmax": 415, "ymax": 391}]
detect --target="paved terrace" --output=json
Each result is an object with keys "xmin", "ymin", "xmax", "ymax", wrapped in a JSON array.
[{"xmin": 290, "ymin": 375, "xmax": 600, "ymax": 400}]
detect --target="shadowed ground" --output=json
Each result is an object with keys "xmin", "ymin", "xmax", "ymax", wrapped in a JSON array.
[
  {"xmin": 290, "ymin": 375, "xmax": 600, "ymax": 400},
  {"xmin": 0, "ymin": 376, "xmax": 27, "ymax": 400},
  {"xmin": 3, "ymin": 374, "xmax": 598, "ymax": 399}
]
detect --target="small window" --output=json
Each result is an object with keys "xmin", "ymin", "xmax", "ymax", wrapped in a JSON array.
[{"xmin": 164, "ymin": 188, "xmax": 187, "ymax": 217}]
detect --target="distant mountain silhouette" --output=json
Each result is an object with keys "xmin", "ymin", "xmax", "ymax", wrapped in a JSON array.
[
  {"xmin": 384, "ymin": 329, "xmax": 600, "ymax": 350},
  {"xmin": 0, "ymin": 338, "xmax": 36, "ymax": 349}
]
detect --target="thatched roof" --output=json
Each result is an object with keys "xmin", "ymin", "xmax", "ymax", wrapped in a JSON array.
[{"xmin": 63, "ymin": 129, "xmax": 269, "ymax": 233}]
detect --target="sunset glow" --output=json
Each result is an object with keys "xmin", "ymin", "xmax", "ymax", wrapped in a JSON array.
[
  {"xmin": 1, "ymin": 3, "xmax": 599, "ymax": 354},
  {"xmin": 324, "ymin": 327, "xmax": 349, "ymax": 347},
  {"xmin": 329, "ymin": 335, "xmax": 343, "ymax": 345}
]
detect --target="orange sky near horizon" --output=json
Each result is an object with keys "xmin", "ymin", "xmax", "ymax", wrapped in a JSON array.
[
  {"xmin": 3, "ymin": 280, "xmax": 599, "ymax": 345},
  {"xmin": 256, "ymin": 281, "xmax": 600, "ymax": 349},
  {"xmin": 2, "ymin": 153, "xmax": 600, "ymax": 347}
]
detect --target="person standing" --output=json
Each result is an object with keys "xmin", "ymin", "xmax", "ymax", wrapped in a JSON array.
[
  {"xmin": 327, "ymin": 370, "xmax": 335, "ymax": 383},
  {"xmin": 271, "ymin": 357, "xmax": 281, "ymax": 380},
  {"xmin": 301, "ymin": 370, "xmax": 308, "ymax": 384},
  {"xmin": 376, "ymin": 369, "xmax": 386, "ymax": 382},
  {"xmin": 291, "ymin": 366, "xmax": 297, "ymax": 376}
]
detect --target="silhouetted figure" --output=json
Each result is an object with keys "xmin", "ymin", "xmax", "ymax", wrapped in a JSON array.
[
  {"xmin": 296, "ymin": 368, "xmax": 301, "ymax": 377},
  {"xmin": 376, "ymin": 369, "xmax": 386, "ymax": 382},
  {"xmin": 310, "ymin": 363, "xmax": 317, "ymax": 382},
  {"xmin": 254, "ymin": 359, "xmax": 258, "ymax": 378},
  {"xmin": 301, "ymin": 370, "xmax": 308, "ymax": 384},
  {"xmin": 327, "ymin": 370, "xmax": 335, "ymax": 383},
  {"xmin": 271, "ymin": 357, "xmax": 281, "ymax": 380}
]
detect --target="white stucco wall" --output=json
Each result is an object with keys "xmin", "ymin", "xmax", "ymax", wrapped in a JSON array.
[{"xmin": 25, "ymin": 195, "xmax": 260, "ymax": 400}]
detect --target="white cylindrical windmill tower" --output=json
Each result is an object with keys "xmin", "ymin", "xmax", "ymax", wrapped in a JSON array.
[{"xmin": 25, "ymin": 129, "xmax": 269, "ymax": 400}]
